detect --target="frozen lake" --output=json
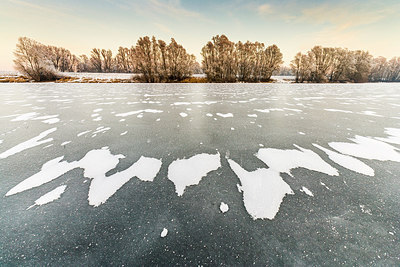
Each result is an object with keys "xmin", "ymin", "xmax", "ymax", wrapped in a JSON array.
[{"xmin": 0, "ymin": 83, "xmax": 399, "ymax": 265}]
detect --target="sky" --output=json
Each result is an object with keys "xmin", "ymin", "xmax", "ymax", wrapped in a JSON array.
[{"xmin": 0, "ymin": 0, "xmax": 400, "ymax": 70}]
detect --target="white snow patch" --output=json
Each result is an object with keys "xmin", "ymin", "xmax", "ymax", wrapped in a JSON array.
[
  {"xmin": 324, "ymin": 109, "xmax": 353, "ymax": 114},
  {"xmin": 61, "ymin": 141, "xmax": 71, "ymax": 146},
  {"xmin": 320, "ymin": 182, "xmax": 331, "ymax": 191},
  {"xmin": 313, "ymin": 144, "xmax": 374, "ymax": 176},
  {"xmin": 86, "ymin": 155, "xmax": 162, "ymax": 206},
  {"xmin": 179, "ymin": 112, "xmax": 188, "ymax": 117},
  {"xmin": 6, "ymin": 148, "xmax": 161, "ymax": 206},
  {"xmin": 27, "ymin": 185, "xmax": 67, "ymax": 209},
  {"xmin": 375, "ymin": 128, "xmax": 400, "ymax": 145},
  {"xmin": 115, "ymin": 109, "xmax": 163, "ymax": 117},
  {"xmin": 0, "ymin": 128, "xmax": 57, "ymax": 159},
  {"xmin": 298, "ymin": 132, "xmax": 305, "ymax": 135},
  {"xmin": 300, "ymin": 186, "xmax": 314, "ymax": 197},
  {"xmin": 161, "ymin": 228, "xmax": 168, "ymax": 237},
  {"xmin": 120, "ymin": 131, "xmax": 128, "ymax": 136},
  {"xmin": 42, "ymin": 118, "xmax": 60, "ymax": 124},
  {"xmin": 93, "ymin": 108, "xmax": 103, "ymax": 112},
  {"xmin": 329, "ymin": 135, "xmax": 400, "ymax": 162},
  {"xmin": 220, "ymin": 202, "xmax": 229, "ymax": 213},
  {"xmin": 248, "ymin": 114, "xmax": 258, "ymax": 118},
  {"xmin": 6, "ymin": 156, "xmax": 79, "ymax": 196},
  {"xmin": 168, "ymin": 153, "xmax": 221, "ymax": 196},
  {"xmin": 77, "ymin": 130, "xmax": 91, "ymax": 137},
  {"xmin": 206, "ymin": 113, "xmax": 213, "ymax": 117},
  {"xmin": 216, "ymin": 113, "xmax": 233, "ymax": 118},
  {"xmin": 256, "ymin": 145, "xmax": 339, "ymax": 177},
  {"xmin": 228, "ymin": 159, "xmax": 293, "ymax": 220},
  {"xmin": 11, "ymin": 112, "xmax": 39, "ymax": 121}
]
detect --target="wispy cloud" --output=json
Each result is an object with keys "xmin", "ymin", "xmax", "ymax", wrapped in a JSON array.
[
  {"xmin": 257, "ymin": 3, "xmax": 272, "ymax": 15},
  {"xmin": 154, "ymin": 22, "xmax": 173, "ymax": 34},
  {"xmin": 148, "ymin": 0, "xmax": 201, "ymax": 18},
  {"xmin": 299, "ymin": 3, "xmax": 396, "ymax": 31}
]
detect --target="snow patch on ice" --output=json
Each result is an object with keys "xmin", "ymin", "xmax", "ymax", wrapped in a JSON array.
[
  {"xmin": 168, "ymin": 153, "xmax": 221, "ymax": 196},
  {"xmin": 256, "ymin": 145, "xmax": 339, "ymax": 177},
  {"xmin": 313, "ymin": 144, "xmax": 374, "ymax": 176},
  {"xmin": 300, "ymin": 186, "xmax": 314, "ymax": 197},
  {"xmin": 0, "ymin": 128, "xmax": 57, "ymax": 159},
  {"xmin": 375, "ymin": 128, "xmax": 400, "ymax": 145},
  {"xmin": 228, "ymin": 159, "xmax": 293, "ymax": 220},
  {"xmin": 179, "ymin": 112, "xmax": 188, "ymax": 117},
  {"xmin": 216, "ymin": 113, "xmax": 233, "ymax": 118},
  {"xmin": 86, "ymin": 155, "xmax": 162, "ymax": 206},
  {"xmin": 42, "ymin": 118, "xmax": 60, "ymax": 124},
  {"xmin": 77, "ymin": 130, "xmax": 91, "ymax": 137},
  {"xmin": 11, "ymin": 112, "xmax": 39, "ymax": 121},
  {"xmin": 6, "ymin": 148, "xmax": 161, "ymax": 206},
  {"xmin": 329, "ymin": 135, "xmax": 400, "ymax": 162},
  {"xmin": 6, "ymin": 156, "xmax": 79, "ymax": 196},
  {"xmin": 220, "ymin": 202, "xmax": 229, "ymax": 213},
  {"xmin": 61, "ymin": 141, "xmax": 71, "ymax": 146},
  {"xmin": 161, "ymin": 228, "xmax": 168, "ymax": 237},
  {"xmin": 115, "ymin": 109, "xmax": 163, "ymax": 117},
  {"xmin": 27, "ymin": 185, "xmax": 67, "ymax": 210}
]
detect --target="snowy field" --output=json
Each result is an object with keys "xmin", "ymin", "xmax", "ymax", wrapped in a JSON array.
[{"xmin": 0, "ymin": 82, "xmax": 399, "ymax": 265}]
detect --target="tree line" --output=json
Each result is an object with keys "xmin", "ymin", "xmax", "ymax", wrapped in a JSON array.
[
  {"xmin": 13, "ymin": 36, "xmax": 200, "ymax": 82},
  {"xmin": 201, "ymin": 35, "xmax": 283, "ymax": 82},
  {"xmin": 13, "ymin": 36, "xmax": 400, "ymax": 83},
  {"xmin": 290, "ymin": 46, "xmax": 400, "ymax": 83}
]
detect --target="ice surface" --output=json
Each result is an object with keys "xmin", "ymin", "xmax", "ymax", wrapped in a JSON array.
[
  {"xmin": 228, "ymin": 159, "xmax": 293, "ymax": 220},
  {"xmin": 168, "ymin": 153, "xmax": 221, "ymax": 196},
  {"xmin": 220, "ymin": 202, "xmax": 229, "ymax": 213},
  {"xmin": 115, "ymin": 109, "xmax": 163, "ymax": 117},
  {"xmin": 161, "ymin": 228, "xmax": 168, "ymax": 237},
  {"xmin": 313, "ymin": 144, "xmax": 374, "ymax": 176},
  {"xmin": 329, "ymin": 135, "xmax": 400, "ymax": 162},
  {"xmin": 216, "ymin": 113, "xmax": 233, "ymax": 118},
  {"xmin": 256, "ymin": 145, "xmax": 339, "ymax": 176},
  {"xmin": 0, "ymin": 128, "xmax": 57, "ymax": 159},
  {"xmin": 27, "ymin": 185, "xmax": 67, "ymax": 209}
]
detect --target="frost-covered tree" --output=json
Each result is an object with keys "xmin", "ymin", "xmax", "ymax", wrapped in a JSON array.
[
  {"xmin": 202, "ymin": 35, "xmax": 237, "ymax": 82},
  {"xmin": 90, "ymin": 48, "xmax": 102, "ymax": 72},
  {"xmin": 348, "ymin": 50, "xmax": 372, "ymax": 83},
  {"xmin": 101, "ymin": 49, "xmax": 113, "ymax": 72},
  {"xmin": 202, "ymin": 35, "xmax": 283, "ymax": 82},
  {"xmin": 133, "ymin": 36, "xmax": 196, "ymax": 82},
  {"xmin": 13, "ymin": 37, "xmax": 59, "ymax": 81}
]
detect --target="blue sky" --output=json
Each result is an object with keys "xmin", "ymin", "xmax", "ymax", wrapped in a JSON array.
[{"xmin": 1, "ymin": 0, "xmax": 399, "ymax": 70}]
